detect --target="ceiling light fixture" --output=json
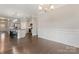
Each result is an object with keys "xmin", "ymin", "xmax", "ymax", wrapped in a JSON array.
[{"xmin": 38, "ymin": 4, "xmax": 54, "ymax": 12}]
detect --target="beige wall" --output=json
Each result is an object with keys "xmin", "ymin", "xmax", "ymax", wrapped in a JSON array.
[
  {"xmin": 0, "ymin": 20, "xmax": 8, "ymax": 31},
  {"xmin": 38, "ymin": 5, "xmax": 79, "ymax": 48}
]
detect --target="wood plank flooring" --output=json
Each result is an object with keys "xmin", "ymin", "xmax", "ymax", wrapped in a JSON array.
[{"xmin": 0, "ymin": 32, "xmax": 79, "ymax": 54}]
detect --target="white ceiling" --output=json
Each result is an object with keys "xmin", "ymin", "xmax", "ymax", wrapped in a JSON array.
[
  {"xmin": 0, "ymin": 4, "xmax": 65, "ymax": 18},
  {"xmin": 0, "ymin": 4, "xmax": 38, "ymax": 18}
]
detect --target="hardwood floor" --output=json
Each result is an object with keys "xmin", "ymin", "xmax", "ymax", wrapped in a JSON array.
[{"xmin": 0, "ymin": 32, "xmax": 79, "ymax": 54}]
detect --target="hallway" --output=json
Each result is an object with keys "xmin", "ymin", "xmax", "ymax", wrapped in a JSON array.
[{"xmin": 0, "ymin": 32, "xmax": 79, "ymax": 54}]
